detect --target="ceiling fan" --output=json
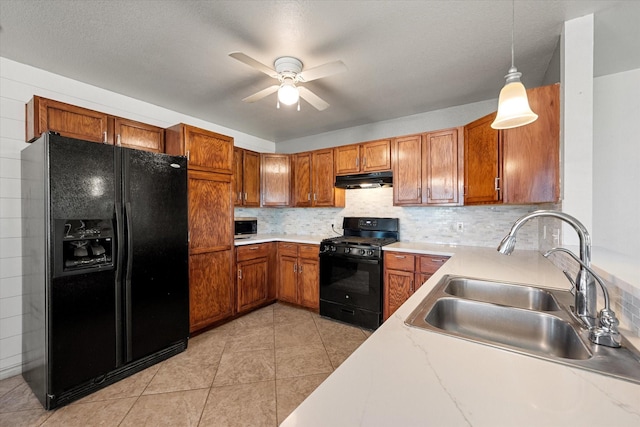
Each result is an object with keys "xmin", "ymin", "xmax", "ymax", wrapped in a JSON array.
[{"xmin": 229, "ymin": 52, "xmax": 347, "ymax": 111}]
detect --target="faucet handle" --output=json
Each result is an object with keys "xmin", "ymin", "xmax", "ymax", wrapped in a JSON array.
[
  {"xmin": 562, "ymin": 270, "xmax": 577, "ymax": 294},
  {"xmin": 590, "ymin": 308, "xmax": 622, "ymax": 348}
]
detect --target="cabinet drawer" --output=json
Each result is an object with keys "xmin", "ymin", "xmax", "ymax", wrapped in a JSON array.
[
  {"xmin": 237, "ymin": 244, "xmax": 270, "ymax": 261},
  {"xmin": 418, "ymin": 255, "xmax": 449, "ymax": 273},
  {"xmin": 384, "ymin": 252, "xmax": 415, "ymax": 271},
  {"xmin": 278, "ymin": 242, "xmax": 298, "ymax": 257},
  {"xmin": 298, "ymin": 244, "xmax": 319, "ymax": 259}
]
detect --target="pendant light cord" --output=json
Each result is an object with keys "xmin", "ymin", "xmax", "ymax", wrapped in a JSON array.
[{"xmin": 511, "ymin": 0, "xmax": 515, "ymax": 68}]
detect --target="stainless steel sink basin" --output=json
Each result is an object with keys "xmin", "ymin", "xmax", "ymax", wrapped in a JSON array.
[
  {"xmin": 425, "ymin": 298, "xmax": 590, "ymax": 360},
  {"xmin": 443, "ymin": 277, "xmax": 561, "ymax": 311},
  {"xmin": 405, "ymin": 275, "xmax": 640, "ymax": 384}
]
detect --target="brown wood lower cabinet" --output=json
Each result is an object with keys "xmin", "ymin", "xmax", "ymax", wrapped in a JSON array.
[
  {"xmin": 277, "ymin": 242, "xmax": 320, "ymax": 310},
  {"xmin": 189, "ymin": 251, "xmax": 234, "ymax": 332},
  {"xmin": 236, "ymin": 243, "xmax": 276, "ymax": 314},
  {"xmin": 383, "ymin": 251, "xmax": 449, "ymax": 320}
]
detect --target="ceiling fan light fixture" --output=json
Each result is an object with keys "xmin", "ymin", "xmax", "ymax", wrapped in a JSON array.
[
  {"xmin": 491, "ymin": 0, "xmax": 537, "ymax": 130},
  {"xmin": 277, "ymin": 79, "xmax": 299, "ymax": 105}
]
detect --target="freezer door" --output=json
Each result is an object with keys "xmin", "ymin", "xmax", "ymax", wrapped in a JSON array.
[{"xmin": 122, "ymin": 148, "xmax": 189, "ymax": 362}]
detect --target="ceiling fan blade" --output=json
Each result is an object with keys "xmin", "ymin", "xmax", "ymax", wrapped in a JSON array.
[
  {"xmin": 298, "ymin": 60, "xmax": 347, "ymax": 82},
  {"xmin": 298, "ymin": 87, "xmax": 329, "ymax": 111},
  {"xmin": 229, "ymin": 52, "xmax": 279, "ymax": 78},
  {"xmin": 242, "ymin": 85, "xmax": 279, "ymax": 103}
]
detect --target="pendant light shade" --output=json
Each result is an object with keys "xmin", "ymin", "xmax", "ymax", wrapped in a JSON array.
[
  {"xmin": 491, "ymin": 1, "xmax": 537, "ymax": 130},
  {"xmin": 491, "ymin": 66, "xmax": 538, "ymax": 129}
]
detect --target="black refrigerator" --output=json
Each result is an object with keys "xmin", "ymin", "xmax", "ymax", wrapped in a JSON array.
[{"xmin": 21, "ymin": 132, "xmax": 189, "ymax": 409}]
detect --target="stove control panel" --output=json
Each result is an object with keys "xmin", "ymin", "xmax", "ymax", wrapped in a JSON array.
[{"xmin": 320, "ymin": 243, "xmax": 380, "ymax": 259}]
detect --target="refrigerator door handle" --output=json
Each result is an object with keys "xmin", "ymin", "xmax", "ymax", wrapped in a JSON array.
[
  {"xmin": 124, "ymin": 201, "xmax": 134, "ymax": 361},
  {"xmin": 114, "ymin": 202, "xmax": 125, "ymax": 365}
]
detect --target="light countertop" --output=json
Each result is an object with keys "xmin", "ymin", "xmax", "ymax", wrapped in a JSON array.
[
  {"xmin": 281, "ymin": 243, "xmax": 640, "ymax": 427},
  {"xmin": 233, "ymin": 234, "xmax": 326, "ymax": 246}
]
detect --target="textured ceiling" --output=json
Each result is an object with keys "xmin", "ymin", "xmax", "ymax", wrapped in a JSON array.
[{"xmin": 0, "ymin": 1, "xmax": 637, "ymax": 142}]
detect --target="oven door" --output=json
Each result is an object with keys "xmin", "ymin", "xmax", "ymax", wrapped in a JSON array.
[{"xmin": 319, "ymin": 253, "xmax": 382, "ymax": 311}]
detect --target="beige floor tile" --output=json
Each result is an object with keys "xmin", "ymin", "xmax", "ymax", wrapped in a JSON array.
[
  {"xmin": 314, "ymin": 316, "xmax": 368, "ymax": 346},
  {"xmin": 275, "ymin": 319, "xmax": 322, "ymax": 349},
  {"xmin": 273, "ymin": 304, "xmax": 314, "ymax": 326},
  {"xmin": 0, "ymin": 375, "xmax": 24, "ymax": 398},
  {"xmin": 199, "ymin": 380, "xmax": 276, "ymax": 427},
  {"xmin": 212, "ymin": 349, "xmax": 275, "ymax": 387},
  {"xmin": 76, "ymin": 363, "xmax": 160, "ymax": 403},
  {"xmin": 276, "ymin": 373, "xmax": 329, "ymax": 425},
  {"xmin": 0, "ymin": 408, "xmax": 52, "ymax": 427},
  {"xmin": 275, "ymin": 344, "xmax": 333, "ymax": 379},
  {"xmin": 143, "ymin": 350, "xmax": 218, "ymax": 395},
  {"xmin": 0, "ymin": 381, "xmax": 43, "ymax": 413},
  {"xmin": 223, "ymin": 306, "xmax": 274, "ymax": 336},
  {"xmin": 224, "ymin": 325, "xmax": 274, "ymax": 353},
  {"xmin": 120, "ymin": 389, "xmax": 208, "ymax": 427},
  {"xmin": 41, "ymin": 397, "xmax": 137, "ymax": 427}
]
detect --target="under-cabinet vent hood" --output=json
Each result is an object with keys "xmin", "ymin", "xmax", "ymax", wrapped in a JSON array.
[{"xmin": 334, "ymin": 171, "xmax": 393, "ymax": 189}]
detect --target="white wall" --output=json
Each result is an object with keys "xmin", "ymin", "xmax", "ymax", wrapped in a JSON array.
[
  {"xmin": 593, "ymin": 68, "xmax": 640, "ymax": 256},
  {"xmin": 0, "ymin": 57, "xmax": 275, "ymax": 380}
]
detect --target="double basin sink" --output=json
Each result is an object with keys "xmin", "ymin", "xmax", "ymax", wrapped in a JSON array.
[{"xmin": 405, "ymin": 275, "xmax": 640, "ymax": 384}]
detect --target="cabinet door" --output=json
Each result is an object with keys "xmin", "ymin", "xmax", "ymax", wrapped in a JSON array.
[
  {"xmin": 298, "ymin": 257, "xmax": 319, "ymax": 309},
  {"xmin": 464, "ymin": 113, "xmax": 501, "ymax": 204},
  {"xmin": 189, "ymin": 251, "xmax": 234, "ymax": 332},
  {"xmin": 361, "ymin": 139, "xmax": 391, "ymax": 172},
  {"xmin": 114, "ymin": 118, "xmax": 164, "ymax": 153},
  {"xmin": 233, "ymin": 147, "xmax": 243, "ymax": 206},
  {"xmin": 261, "ymin": 154, "xmax": 290, "ymax": 207},
  {"xmin": 278, "ymin": 254, "xmax": 299, "ymax": 304},
  {"xmin": 292, "ymin": 153, "xmax": 313, "ymax": 207},
  {"xmin": 26, "ymin": 96, "xmax": 108, "ymax": 143},
  {"xmin": 384, "ymin": 269, "xmax": 414, "ymax": 320},
  {"xmin": 334, "ymin": 144, "xmax": 360, "ymax": 175},
  {"xmin": 237, "ymin": 257, "xmax": 269, "ymax": 313},
  {"xmin": 242, "ymin": 150, "xmax": 261, "ymax": 207},
  {"xmin": 502, "ymin": 84, "xmax": 560, "ymax": 204},
  {"xmin": 393, "ymin": 134, "xmax": 423, "ymax": 205},
  {"xmin": 312, "ymin": 149, "xmax": 336, "ymax": 207},
  {"xmin": 423, "ymin": 128, "xmax": 461, "ymax": 205},
  {"xmin": 188, "ymin": 171, "xmax": 233, "ymax": 254},
  {"xmin": 172, "ymin": 125, "xmax": 233, "ymax": 174}
]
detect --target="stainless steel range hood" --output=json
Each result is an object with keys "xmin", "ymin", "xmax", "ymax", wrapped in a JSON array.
[{"xmin": 334, "ymin": 171, "xmax": 393, "ymax": 189}]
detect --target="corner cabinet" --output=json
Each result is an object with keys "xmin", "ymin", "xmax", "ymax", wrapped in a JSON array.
[
  {"xmin": 383, "ymin": 251, "xmax": 449, "ymax": 320},
  {"xmin": 261, "ymin": 153, "xmax": 291, "ymax": 207},
  {"xmin": 392, "ymin": 128, "xmax": 463, "ymax": 206},
  {"xmin": 277, "ymin": 242, "xmax": 320, "ymax": 310},
  {"xmin": 233, "ymin": 147, "xmax": 261, "ymax": 207},
  {"xmin": 463, "ymin": 83, "xmax": 560, "ymax": 205},
  {"xmin": 25, "ymin": 96, "xmax": 164, "ymax": 152},
  {"xmin": 165, "ymin": 124, "xmax": 235, "ymax": 334},
  {"xmin": 292, "ymin": 149, "xmax": 344, "ymax": 207},
  {"xmin": 334, "ymin": 139, "xmax": 391, "ymax": 175}
]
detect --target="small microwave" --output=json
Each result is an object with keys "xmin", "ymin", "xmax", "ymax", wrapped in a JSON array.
[{"xmin": 234, "ymin": 217, "xmax": 257, "ymax": 238}]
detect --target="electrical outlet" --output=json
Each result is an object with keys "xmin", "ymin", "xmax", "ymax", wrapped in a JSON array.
[{"xmin": 456, "ymin": 222, "xmax": 464, "ymax": 232}]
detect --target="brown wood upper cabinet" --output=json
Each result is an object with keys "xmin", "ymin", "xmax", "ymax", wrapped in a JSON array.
[
  {"xmin": 393, "ymin": 127, "xmax": 463, "ymax": 206},
  {"xmin": 26, "ymin": 96, "xmax": 164, "ymax": 152},
  {"xmin": 463, "ymin": 84, "xmax": 560, "ymax": 205},
  {"xmin": 334, "ymin": 139, "xmax": 392, "ymax": 175},
  {"xmin": 261, "ymin": 153, "xmax": 291, "ymax": 207},
  {"xmin": 233, "ymin": 147, "xmax": 260, "ymax": 207},
  {"xmin": 165, "ymin": 124, "xmax": 234, "ymax": 174},
  {"xmin": 292, "ymin": 149, "xmax": 345, "ymax": 207}
]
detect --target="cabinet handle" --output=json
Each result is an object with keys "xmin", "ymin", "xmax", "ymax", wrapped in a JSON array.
[
  {"xmin": 103, "ymin": 131, "xmax": 108, "ymax": 144},
  {"xmin": 307, "ymin": 193, "xmax": 311, "ymax": 201},
  {"xmin": 426, "ymin": 188, "xmax": 431, "ymax": 198},
  {"xmin": 313, "ymin": 193, "xmax": 317, "ymax": 201},
  {"xmin": 355, "ymin": 157, "xmax": 359, "ymax": 168},
  {"xmin": 495, "ymin": 177, "xmax": 501, "ymax": 191},
  {"xmin": 186, "ymin": 150, "xmax": 190, "ymax": 162},
  {"xmin": 294, "ymin": 264, "xmax": 297, "ymax": 273},
  {"xmin": 238, "ymin": 192, "xmax": 242, "ymax": 201},
  {"xmin": 299, "ymin": 264, "xmax": 303, "ymax": 273},
  {"xmin": 238, "ymin": 269, "xmax": 242, "ymax": 279},
  {"xmin": 431, "ymin": 258, "xmax": 446, "ymax": 263},
  {"xmin": 249, "ymin": 246, "xmax": 259, "ymax": 250},
  {"xmin": 418, "ymin": 187, "xmax": 421, "ymax": 198},
  {"xmin": 394, "ymin": 255, "xmax": 406, "ymax": 259},
  {"xmin": 116, "ymin": 134, "xmax": 121, "ymax": 146},
  {"xmin": 244, "ymin": 192, "xmax": 247, "ymax": 201},
  {"xmin": 410, "ymin": 280, "xmax": 414, "ymax": 292}
]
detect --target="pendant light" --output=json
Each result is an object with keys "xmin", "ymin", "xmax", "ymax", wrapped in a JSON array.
[{"xmin": 491, "ymin": 0, "xmax": 538, "ymax": 129}]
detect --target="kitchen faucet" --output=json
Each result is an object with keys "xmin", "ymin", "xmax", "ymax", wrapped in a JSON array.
[{"xmin": 497, "ymin": 210, "xmax": 621, "ymax": 347}]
